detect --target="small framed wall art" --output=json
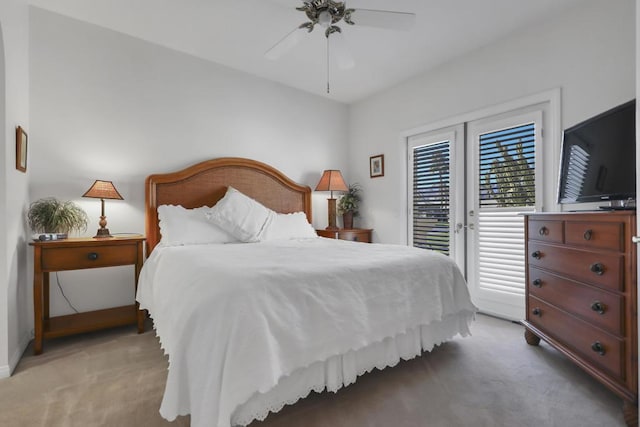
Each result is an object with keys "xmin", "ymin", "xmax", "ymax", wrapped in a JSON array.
[
  {"xmin": 16, "ymin": 126, "xmax": 27, "ymax": 173},
  {"xmin": 370, "ymin": 154, "xmax": 384, "ymax": 178}
]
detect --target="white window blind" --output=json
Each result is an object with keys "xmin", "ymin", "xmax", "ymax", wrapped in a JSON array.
[
  {"xmin": 477, "ymin": 208, "xmax": 529, "ymax": 296},
  {"xmin": 479, "ymin": 123, "xmax": 535, "ymax": 208},
  {"xmin": 412, "ymin": 141, "xmax": 450, "ymax": 255}
]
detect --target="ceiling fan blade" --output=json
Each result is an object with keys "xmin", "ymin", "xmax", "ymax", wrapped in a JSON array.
[
  {"xmin": 348, "ymin": 8, "xmax": 416, "ymax": 31},
  {"xmin": 328, "ymin": 31, "xmax": 355, "ymax": 70},
  {"xmin": 267, "ymin": 0, "xmax": 304, "ymax": 7},
  {"xmin": 265, "ymin": 26, "xmax": 306, "ymax": 60}
]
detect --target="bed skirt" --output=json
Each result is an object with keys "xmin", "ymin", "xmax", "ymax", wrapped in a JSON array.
[{"xmin": 231, "ymin": 311, "xmax": 475, "ymax": 426}]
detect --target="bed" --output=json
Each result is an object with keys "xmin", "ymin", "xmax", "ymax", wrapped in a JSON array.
[{"xmin": 137, "ymin": 157, "xmax": 477, "ymax": 427}]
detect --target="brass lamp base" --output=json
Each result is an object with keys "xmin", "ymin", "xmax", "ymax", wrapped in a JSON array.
[
  {"xmin": 94, "ymin": 228, "xmax": 112, "ymax": 238},
  {"xmin": 94, "ymin": 214, "xmax": 112, "ymax": 238},
  {"xmin": 325, "ymin": 198, "xmax": 339, "ymax": 230}
]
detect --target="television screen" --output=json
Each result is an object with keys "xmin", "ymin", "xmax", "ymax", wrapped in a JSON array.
[{"xmin": 557, "ymin": 99, "xmax": 636, "ymax": 206}]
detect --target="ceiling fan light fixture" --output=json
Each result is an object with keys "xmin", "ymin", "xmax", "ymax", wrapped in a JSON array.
[
  {"xmin": 297, "ymin": 1, "xmax": 348, "ymax": 30},
  {"xmin": 318, "ymin": 10, "xmax": 332, "ymax": 28}
]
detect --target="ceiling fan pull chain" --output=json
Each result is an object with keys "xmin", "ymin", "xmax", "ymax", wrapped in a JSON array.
[{"xmin": 326, "ymin": 36, "xmax": 330, "ymax": 94}]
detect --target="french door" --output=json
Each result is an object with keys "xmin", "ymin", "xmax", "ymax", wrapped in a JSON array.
[
  {"xmin": 408, "ymin": 125, "xmax": 465, "ymax": 268},
  {"xmin": 466, "ymin": 111, "xmax": 543, "ymax": 320},
  {"xmin": 408, "ymin": 110, "xmax": 544, "ymax": 320}
]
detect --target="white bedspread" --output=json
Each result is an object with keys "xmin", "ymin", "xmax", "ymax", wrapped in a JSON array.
[{"xmin": 137, "ymin": 238, "xmax": 476, "ymax": 427}]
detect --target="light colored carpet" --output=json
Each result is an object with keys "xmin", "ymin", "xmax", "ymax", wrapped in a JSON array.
[{"xmin": 0, "ymin": 314, "xmax": 626, "ymax": 427}]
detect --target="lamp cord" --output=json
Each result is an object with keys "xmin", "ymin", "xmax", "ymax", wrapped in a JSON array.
[{"xmin": 55, "ymin": 272, "xmax": 79, "ymax": 313}]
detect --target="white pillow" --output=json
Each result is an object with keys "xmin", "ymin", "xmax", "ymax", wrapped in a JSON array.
[
  {"xmin": 261, "ymin": 212, "xmax": 317, "ymax": 241},
  {"xmin": 205, "ymin": 187, "xmax": 276, "ymax": 242},
  {"xmin": 157, "ymin": 204, "xmax": 237, "ymax": 246}
]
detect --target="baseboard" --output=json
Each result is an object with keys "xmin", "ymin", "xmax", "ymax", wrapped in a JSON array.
[{"xmin": 0, "ymin": 332, "xmax": 31, "ymax": 378}]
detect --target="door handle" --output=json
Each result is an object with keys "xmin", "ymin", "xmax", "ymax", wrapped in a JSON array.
[{"xmin": 455, "ymin": 223, "xmax": 474, "ymax": 233}]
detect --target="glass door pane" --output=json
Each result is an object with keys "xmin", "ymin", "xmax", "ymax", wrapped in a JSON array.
[
  {"xmin": 408, "ymin": 125, "xmax": 465, "ymax": 268},
  {"xmin": 466, "ymin": 110, "xmax": 543, "ymax": 320}
]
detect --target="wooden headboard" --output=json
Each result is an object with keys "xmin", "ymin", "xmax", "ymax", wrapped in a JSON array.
[{"xmin": 145, "ymin": 157, "xmax": 312, "ymax": 255}]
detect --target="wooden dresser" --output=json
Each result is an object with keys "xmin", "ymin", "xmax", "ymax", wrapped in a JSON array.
[{"xmin": 522, "ymin": 211, "xmax": 637, "ymax": 426}]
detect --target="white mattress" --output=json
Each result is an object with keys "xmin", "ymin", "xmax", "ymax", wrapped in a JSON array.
[{"xmin": 137, "ymin": 238, "xmax": 477, "ymax": 427}]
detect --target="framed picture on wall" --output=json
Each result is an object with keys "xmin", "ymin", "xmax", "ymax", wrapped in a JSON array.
[
  {"xmin": 370, "ymin": 154, "xmax": 384, "ymax": 178},
  {"xmin": 16, "ymin": 126, "xmax": 27, "ymax": 173}
]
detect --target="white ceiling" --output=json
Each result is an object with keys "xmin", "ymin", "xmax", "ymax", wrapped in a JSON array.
[{"xmin": 27, "ymin": 0, "xmax": 588, "ymax": 103}]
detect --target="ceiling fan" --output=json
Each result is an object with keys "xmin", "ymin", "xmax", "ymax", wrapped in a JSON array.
[{"xmin": 265, "ymin": 1, "xmax": 416, "ymax": 93}]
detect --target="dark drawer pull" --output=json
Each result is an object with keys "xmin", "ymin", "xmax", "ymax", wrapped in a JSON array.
[
  {"xmin": 590, "ymin": 301, "xmax": 606, "ymax": 314},
  {"xmin": 531, "ymin": 251, "xmax": 541, "ymax": 260},
  {"xmin": 583, "ymin": 229, "xmax": 593, "ymax": 240},
  {"xmin": 589, "ymin": 262, "xmax": 604, "ymax": 275},
  {"xmin": 87, "ymin": 252, "xmax": 99, "ymax": 261},
  {"xmin": 591, "ymin": 341, "xmax": 606, "ymax": 356},
  {"xmin": 532, "ymin": 308, "xmax": 541, "ymax": 317},
  {"xmin": 538, "ymin": 226, "xmax": 548, "ymax": 236},
  {"xmin": 532, "ymin": 279, "xmax": 542, "ymax": 288}
]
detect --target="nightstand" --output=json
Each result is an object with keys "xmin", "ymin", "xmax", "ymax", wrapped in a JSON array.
[
  {"xmin": 316, "ymin": 228, "xmax": 373, "ymax": 243},
  {"xmin": 29, "ymin": 236, "xmax": 145, "ymax": 355}
]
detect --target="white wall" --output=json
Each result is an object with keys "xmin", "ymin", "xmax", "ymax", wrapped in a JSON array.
[
  {"xmin": 0, "ymin": 0, "xmax": 31, "ymax": 377},
  {"xmin": 349, "ymin": 0, "xmax": 636, "ymax": 244},
  {"xmin": 29, "ymin": 8, "xmax": 349, "ymax": 317}
]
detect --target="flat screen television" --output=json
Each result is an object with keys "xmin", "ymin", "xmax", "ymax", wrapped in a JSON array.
[{"xmin": 557, "ymin": 99, "xmax": 636, "ymax": 209}]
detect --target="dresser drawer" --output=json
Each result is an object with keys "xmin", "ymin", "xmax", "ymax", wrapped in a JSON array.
[
  {"xmin": 528, "ymin": 296, "xmax": 624, "ymax": 379},
  {"xmin": 565, "ymin": 221, "xmax": 624, "ymax": 252},
  {"xmin": 41, "ymin": 245, "xmax": 138, "ymax": 271},
  {"xmin": 528, "ymin": 267, "xmax": 623, "ymax": 335},
  {"xmin": 527, "ymin": 219, "xmax": 563, "ymax": 243},
  {"xmin": 528, "ymin": 242, "xmax": 623, "ymax": 291}
]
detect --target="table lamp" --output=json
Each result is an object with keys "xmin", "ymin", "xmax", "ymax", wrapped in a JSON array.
[
  {"xmin": 82, "ymin": 180, "xmax": 123, "ymax": 238},
  {"xmin": 315, "ymin": 170, "xmax": 348, "ymax": 230}
]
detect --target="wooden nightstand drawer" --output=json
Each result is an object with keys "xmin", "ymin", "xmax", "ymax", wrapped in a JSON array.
[
  {"xmin": 338, "ymin": 230, "xmax": 371, "ymax": 243},
  {"xmin": 317, "ymin": 228, "xmax": 372, "ymax": 243},
  {"xmin": 41, "ymin": 244, "xmax": 138, "ymax": 271}
]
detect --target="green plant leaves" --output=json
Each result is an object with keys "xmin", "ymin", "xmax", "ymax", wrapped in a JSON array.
[
  {"xmin": 338, "ymin": 183, "xmax": 362, "ymax": 215},
  {"xmin": 27, "ymin": 198, "xmax": 88, "ymax": 234}
]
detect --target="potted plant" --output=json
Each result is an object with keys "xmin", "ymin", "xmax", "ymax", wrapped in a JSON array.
[
  {"xmin": 27, "ymin": 197, "xmax": 89, "ymax": 237},
  {"xmin": 338, "ymin": 183, "xmax": 361, "ymax": 229}
]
